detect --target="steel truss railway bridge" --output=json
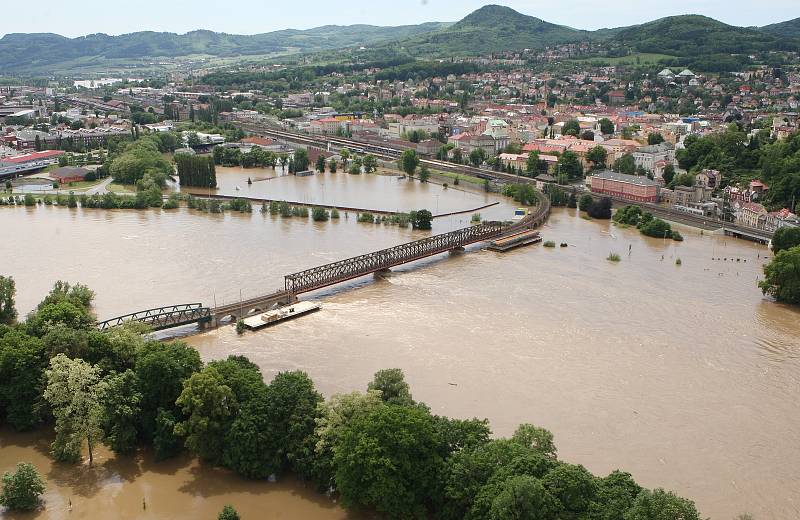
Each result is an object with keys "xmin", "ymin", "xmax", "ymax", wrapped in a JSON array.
[{"xmin": 97, "ymin": 134, "xmax": 552, "ymax": 331}]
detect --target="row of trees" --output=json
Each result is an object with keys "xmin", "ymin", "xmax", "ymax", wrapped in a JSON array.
[
  {"xmin": 175, "ymin": 154, "xmax": 217, "ymax": 188},
  {"xmin": 0, "ymin": 278, "xmax": 703, "ymax": 518}
]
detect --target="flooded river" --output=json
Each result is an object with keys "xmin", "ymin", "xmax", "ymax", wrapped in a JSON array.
[{"xmin": 1, "ymin": 169, "xmax": 799, "ymax": 519}]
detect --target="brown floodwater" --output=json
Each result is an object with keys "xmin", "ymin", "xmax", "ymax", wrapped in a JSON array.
[
  {"xmin": 0, "ymin": 429, "xmax": 355, "ymax": 519},
  {"xmin": 1, "ymin": 169, "xmax": 799, "ymax": 519},
  {"xmin": 185, "ymin": 166, "xmax": 503, "ymax": 217}
]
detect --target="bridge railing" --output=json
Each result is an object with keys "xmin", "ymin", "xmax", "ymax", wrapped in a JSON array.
[{"xmin": 285, "ymin": 221, "xmax": 503, "ymax": 295}]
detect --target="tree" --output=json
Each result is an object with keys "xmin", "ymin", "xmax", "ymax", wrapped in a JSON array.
[
  {"xmin": 333, "ymin": 405, "xmax": 443, "ymax": 518},
  {"xmin": 368, "ymin": 368, "xmax": 414, "ymax": 406},
  {"xmin": 526, "ymin": 151, "xmax": 540, "ymax": 175},
  {"xmin": 759, "ymin": 246, "xmax": 800, "ymax": 305},
  {"xmin": 469, "ymin": 148, "xmax": 486, "ymax": 167},
  {"xmin": 452, "ymin": 148, "xmax": 463, "ymax": 164},
  {"xmin": 613, "ymin": 154, "xmax": 636, "ymax": 175},
  {"xmin": 223, "ymin": 386, "xmax": 281, "ymax": 479},
  {"xmin": 647, "ymin": 133, "xmax": 665, "ymax": 145},
  {"xmin": 362, "ymin": 154, "xmax": 378, "ymax": 173},
  {"xmin": 153, "ymin": 408, "xmax": 182, "ymax": 461},
  {"xmin": 661, "ymin": 164, "xmax": 675, "ymax": 186},
  {"xmin": 599, "ymin": 118, "xmax": 615, "ymax": 135},
  {"xmin": 327, "ymin": 158, "xmax": 337, "ymax": 173},
  {"xmin": 586, "ymin": 146, "xmax": 608, "ymax": 170},
  {"xmin": 339, "ymin": 148, "xmax": 350, "ymax": 170},
  {"xmin": 558, "ymin": 151, "xmax": 583, "ymax": 179},
  {"xmin": 316, "ymin": 154, "xmax": 326, "ymax": 173},
  {"xmin": 293, "ymin": 148, "xmax": 309, "ymax": 172},
  {"xmin": 313, "ymin": 390, "xmax": 384, "ymax": 490},
  {"xmin": 135, "ymin": 340, "xmax": 202, "ymax": 441},
  {"xmin": 488, "ymin": 475, "xmax": 560, "ymax": 520},
  {"xmin": 588, "ymin": 197, "xmax": 612, "ymax": 219},
  {"xmin": 0, "ymin": 330, "xmax": 47, "ymax": 430},
  {"xmin": 102, "ymin": 370, "xmax": 142, "ymax": 454},
  {"xmin": 43, "ymin": 354, "xmax": 106, "ymax": 465},
  {"xmin": 218, "ymin": 505, "xmax": 240, "ymax": 520},
  {"xmin": 511, "ymin": 424, "xmax": 557, "ymax": 458},
  {"xmin": 263, "ymin": 371, "xmax": 322, "ymax": 479},
  {"xmin": 410, "ymin": 209, "xmax": 433, "ymax": 230},
  {"xmin": 542, "ymin": 463, "xmax": 597, "ymax": 514},
  {"xmin": 175, "ymin": 366, "xmax": 237, "ymax": 463},
  {"xmin": 0, "ymin": 462, "xmax": 45, "ymax": 511},
  {"xmin": 624, "ymin": 488, "xmax": 700, "ymax": 520},
  {"xmin": 771, "ymin": 227, "xmax": 800, "ymax": 254},
  {"xmin": 563, "ymin": 120, "xmax": 581, "ymax": 137},
  {"xmin": 590, "ymin": 470, "xmax": 642, "ymax": 520},
  {"xmin": 579, "ymin": 194, "xmax": 594, "ymax": 213},
  {"xmin": 398, "ymin": 149, "xmax": 420, "ymax": 176},
  {"xmin": 0, "ymin": 276, "xmax": 16, "ymax": 325},
  {"xmin": 419, "ymin": 164, "xmax": 430, "ymax": 183},
  {"xmin": 581, "ymin": 130, "xmax": 595, "ymax": 141}
]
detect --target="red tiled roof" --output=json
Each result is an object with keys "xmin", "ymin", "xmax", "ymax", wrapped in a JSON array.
[{"xmin": 3, "ymin": 150, "xmax": 64, "ymax": 163}]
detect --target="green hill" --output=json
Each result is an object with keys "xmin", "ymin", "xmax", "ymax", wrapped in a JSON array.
[
  {"xmin": 2, "ymin": 5, "xmax": 800, "ymax": 74},
  {"xmin": 396, "ymin": 5, "xmax": 590, "ymax": 56},
  {"xmin": 761, "ymin": 17, "xmax": 800, "ymax": 38},
  {"xmin": 612, "ymin": 15, "xmax": 798, "ymax": 56},
  {"xmin": 0, "ymin": 22, "xmax": 449, "ymax": 73}
]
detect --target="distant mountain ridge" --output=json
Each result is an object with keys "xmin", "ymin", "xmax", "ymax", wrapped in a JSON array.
[
  {"xmin": 0, "ymin": 5, "xmax": 798, "ymax": 74},
  {"xmin": 0, "ymin": 22, "xmax": 450, "ymax": 72}
]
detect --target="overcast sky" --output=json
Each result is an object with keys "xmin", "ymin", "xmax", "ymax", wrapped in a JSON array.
[{"xmin": 1, "ymin": 0, "xmax": 797, "ymax": 37}]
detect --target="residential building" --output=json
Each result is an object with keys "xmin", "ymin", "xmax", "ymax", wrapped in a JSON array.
[{"xmin": 633, "ymin": 143, "xmax": 675, "ymax": 176}]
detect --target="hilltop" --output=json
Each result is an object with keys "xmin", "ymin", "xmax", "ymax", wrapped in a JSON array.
[{"xmin": 394, "ymin": 5, "xmax": 593, "ymax": 56}]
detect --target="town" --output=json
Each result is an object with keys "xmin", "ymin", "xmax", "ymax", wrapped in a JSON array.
[{"xmin": 3, "ymin": 50, "xmax": 799, "ymax": 236}]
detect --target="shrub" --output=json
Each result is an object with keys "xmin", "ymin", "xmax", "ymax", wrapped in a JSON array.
[
  {"xmin": 235, "ymin": 320, "xmax": 245, "ymax": 335},
  {"xmin": 330, "ymin": 208, "xmax": 340, "ymax": 219},
  {"xmin": 312, "ymin": 207, "xmax": 329, "ymax": 222},
  {"xmin": 607, "ymin": 252, "xmax": 621, "ymax": 262},
  {"xmin": 358, "ymin": 212, "xmax": 376, "ymax": 223},
  {"xmin": 543, "ymin": 241, "xmax": 556, "ymax": 248},
  {"xmin": 0, "ymin": 462, "xmax": 45, "ymax": 511}
]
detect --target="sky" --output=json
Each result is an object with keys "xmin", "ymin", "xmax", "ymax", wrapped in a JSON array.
[{"xmin": 1, "ymin": 0, "xmax": 797, "ymax": 38}]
